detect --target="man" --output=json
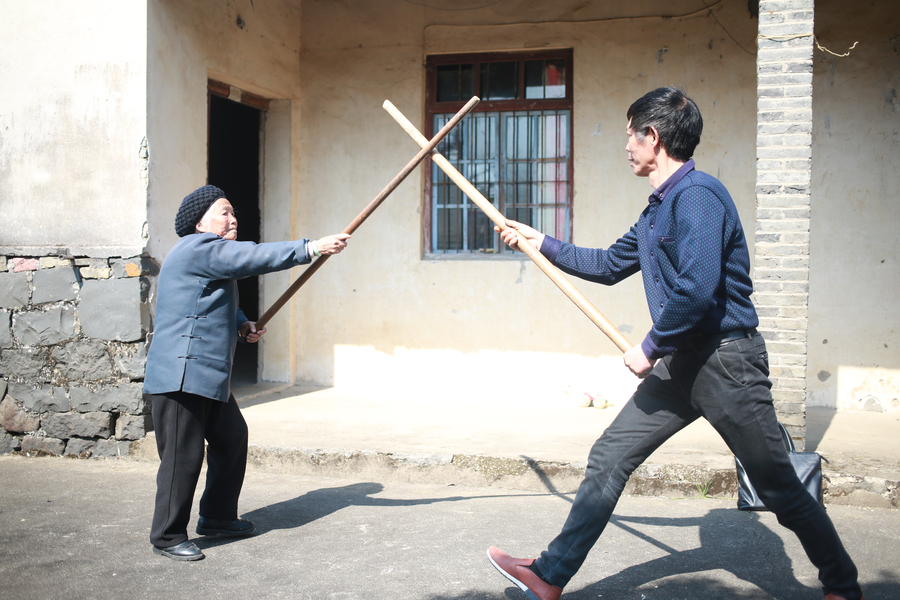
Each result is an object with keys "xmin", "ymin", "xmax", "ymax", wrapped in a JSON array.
[
  {"xmin": 144, "ymin": 184, "xmax": 350, "ymax": 561},
  {"xmin": 487, "ymin": 88, "xmax": 864, "ymax": 600}
]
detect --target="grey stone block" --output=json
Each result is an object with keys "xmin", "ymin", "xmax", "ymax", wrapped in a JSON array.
[
  {"xmin": 115, "ymin": 413, "xmax": 152, "ymax": 440},
  {"xmin": 42, "ymin": 411, "xmax": 113, "ymax": 439},
  {"xmin": 8, "ymin": 382, "xmax": 70, "ymax": 413},
  {"xmin": 79, "ymin": 278, "xmax": 144, "ymax": 342},
  {"xmin": 0, "ymin": 430, "xmax": 20, "ymax": 453},
  {"xmin": 94, "ymin": 439, "xmax": 131, "ymax": 457},
  {"xmin": 111, "ymin": 342, "xmax": 147, "ymax": 380},
  {"xmin": 68, "ymin": 387, "xmax": 100, "ymax": 413},
  {"xmin": 0, "ymin": 396, "xmax": 40, "ymax": 433},
  {"xmin": 13, "ymin": 307, "xmax": 77, "ymax": 346},
  {"xmin": 31, "ymin": 267, "xmax": 79, "ymax": 304},
  {"xmin": 0, "ymin": 272, "xmax": 30, "ymax": 308},
  {"xmin": 52, "ymin": 340, "xmax": 114, "ymax": 381},
  {"xmin": 0, "ymin": 347, "xmax": 50, "ymax": 380},
  {"xmin": 21, "ymin": 435, "xmax": 65, "ymax": 455},
  {"xmin": 64, "ymin": 437, "xmax": 96, "ymax": 456},
  {"xmin": 0, "ymin": 379, "xmax": 6, "ymax": 400},
  {"xmin": 0, "ymin": 310, "xmax": 11, "ymax": 348},
  {"xmin": 69, "ymin": 383, "xmax": 146, "ymax": 415}
]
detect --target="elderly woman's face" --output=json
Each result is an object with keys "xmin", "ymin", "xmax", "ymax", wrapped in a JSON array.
[{"xmin": 195, "ymin": 198, "xmax": 238, "ymax": 240}]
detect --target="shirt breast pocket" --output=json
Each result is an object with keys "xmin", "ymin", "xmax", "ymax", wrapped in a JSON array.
[
  {"xmin": 657, "ymin": 236, "xmax": 678, "ymax": 266},
  {"xmin": 657, "ymin": 236, "xmax": 676, "ymax": 245}
]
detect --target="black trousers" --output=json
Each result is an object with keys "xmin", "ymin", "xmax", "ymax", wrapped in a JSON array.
[
  {"xmin": 149, "ymin": 391, "xmax": 248, "ymax": 548},
  {"xmin": 534, "ymin": 333, "xmax": 862, "ymax": 599}
]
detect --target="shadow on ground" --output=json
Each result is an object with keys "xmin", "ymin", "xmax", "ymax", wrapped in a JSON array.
[{"xmin": 195, "ymin": 481, "xmax": 546, "ymax": 551}]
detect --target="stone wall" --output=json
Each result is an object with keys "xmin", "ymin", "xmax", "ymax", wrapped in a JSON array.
[{"xmin": 0, "ymin": 253, "xmax": 153, "ymax": 456}]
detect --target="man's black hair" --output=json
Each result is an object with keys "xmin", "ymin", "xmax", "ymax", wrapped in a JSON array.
[{"xmin": 627, "ymin": 87, "xmax": 703, "ymax": 162}]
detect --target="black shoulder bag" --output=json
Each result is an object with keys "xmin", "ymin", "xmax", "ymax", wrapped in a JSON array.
[{"xmin": 735, "ymin": 422, "xmax": 825, "ymax": 511}]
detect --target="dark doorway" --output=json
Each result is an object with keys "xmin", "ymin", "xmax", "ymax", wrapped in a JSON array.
[{"xmin": 208, "ymin": 93, "xmax": 262, "ymax": 386}]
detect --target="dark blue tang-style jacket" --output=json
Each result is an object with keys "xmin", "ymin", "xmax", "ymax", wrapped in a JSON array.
[{"xmin": 144, "ymin": 232, "xmax": 310, "ymax": 403}]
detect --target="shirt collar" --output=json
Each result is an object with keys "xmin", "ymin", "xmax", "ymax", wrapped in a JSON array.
[{"xmin": 649, "ymin": 159, "xmax": 696, "ymax": 204}]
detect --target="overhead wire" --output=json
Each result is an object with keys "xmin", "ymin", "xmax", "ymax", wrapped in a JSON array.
[{"xmin": 415, "ymin": 0, "xmax": 858, "ymax": 59}]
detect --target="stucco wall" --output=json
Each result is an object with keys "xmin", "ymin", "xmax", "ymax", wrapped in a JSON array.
[
  {"xmin": 146, "ymin": 0, "xmax": 303, "ymax": 381},
  {"xmin": 0, "ymin": 1, "xmax": 148, "ymax": 257},
  {"xmin": 146, "ymin": 0, "xmax": 303, "ymax": 262},
  {"xmin": 294, "ymin": 0, "xmax": 758, "ymax": 401},
  {"xmin": 807, "ymin": 0, "xmax": 900, "ymax": 412}
]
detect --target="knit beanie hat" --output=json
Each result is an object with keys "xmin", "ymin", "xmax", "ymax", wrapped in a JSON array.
[{"xmin": 175, "ymin": 185, "xmax": 226, "ymax": 237}]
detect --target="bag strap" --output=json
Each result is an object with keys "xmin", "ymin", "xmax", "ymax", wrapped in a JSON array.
[{"xmin": 777, "ymin": 422, "xmax": 796, "ymax": 453}]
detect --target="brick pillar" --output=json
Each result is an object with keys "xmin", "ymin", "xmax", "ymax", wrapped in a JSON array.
[{"xmin": 754, "ymin": 0, "xmax": 815, "ymax": 448}]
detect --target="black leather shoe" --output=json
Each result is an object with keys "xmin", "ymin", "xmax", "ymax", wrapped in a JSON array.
[
  {"xmin": 152, "ymin": 540, "xmax": 204, "ymax": 561},
  {"xmin": 196, "ymin": 516, "xmax": 256, "ymax": 537}
]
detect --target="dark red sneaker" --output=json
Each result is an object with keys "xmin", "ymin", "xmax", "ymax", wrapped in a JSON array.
[
  {"xmin": 825, "ymin": 595, "xmax": 865, "ymax": 600},
  {"xmin": 487, "ymin": 546, "xmax": 562, "ymax": 600}
]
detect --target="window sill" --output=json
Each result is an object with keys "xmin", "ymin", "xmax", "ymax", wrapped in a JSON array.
[{"xmin": 422, "ymin": 252, "xmax": 528, "ymax": 262}]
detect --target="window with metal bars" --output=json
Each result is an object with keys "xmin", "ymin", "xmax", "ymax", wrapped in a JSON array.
[{"xmin": 425, "ymin": 50, "xmax": 573, "ymax": 256}]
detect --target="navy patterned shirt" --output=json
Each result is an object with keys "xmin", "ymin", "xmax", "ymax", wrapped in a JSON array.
[{"xmin": 540, "ymin": 159, "xmax": 758, "ymax": 359}]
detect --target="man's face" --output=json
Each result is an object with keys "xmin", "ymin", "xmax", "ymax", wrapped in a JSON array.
[
  {"xmin": 195, "ymin": 197, "xmax": 238, "ymax": 240},
  {"xmin": 625, "ymin": 119, "xmax": 658, "ymax": 178}
]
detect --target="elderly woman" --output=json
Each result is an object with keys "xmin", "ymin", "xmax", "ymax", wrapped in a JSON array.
[{"xmin": 144, "ymin": 184, "xmax": 349, "ymax": 561}]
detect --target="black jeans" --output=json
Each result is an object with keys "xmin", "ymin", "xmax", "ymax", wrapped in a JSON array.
[
  {"xmin": 534, "ymin": 333, "xmax": 861, "ymax": 599},
  {"xmin": 149, "ymin": 391, "xmax": 249, "ymax": 548}
]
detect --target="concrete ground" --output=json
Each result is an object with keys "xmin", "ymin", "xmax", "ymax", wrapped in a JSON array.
[
  {"xmin": 1, "ymin": 455, "xmax": 898, "ymax": 600},
  {"xmin": 137, "ymin": 384, "xmax": 900, "ymax": 508},
  {"xmin": 236, "ymin": 384, "xmax": 899, "ymax": 467}
]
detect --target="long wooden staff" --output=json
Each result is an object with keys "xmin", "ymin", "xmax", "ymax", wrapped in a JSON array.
[
  {"xmin": 255, "ymin": 96, "xmax": 480, "ymax": 329},
  {"xmin": 383, "ymin": 101, "xmax": 633, "ymax": 353}
]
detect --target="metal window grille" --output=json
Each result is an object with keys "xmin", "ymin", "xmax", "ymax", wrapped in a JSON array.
[{"xmin": 431, "ymin": 109, "xmax": 571, "ymax": 254}]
